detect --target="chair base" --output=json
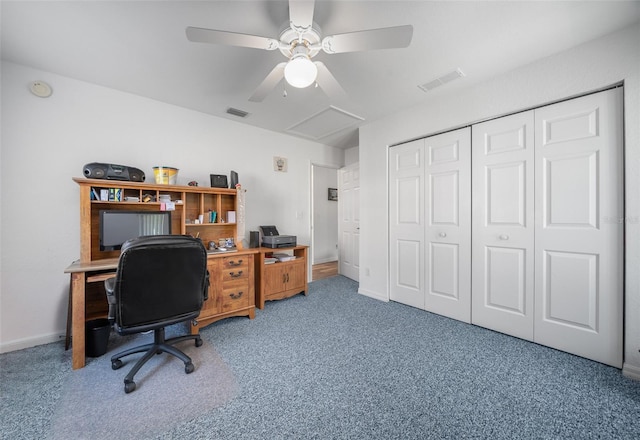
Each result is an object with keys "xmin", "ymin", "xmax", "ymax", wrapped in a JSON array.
[{"xmin": 111, "ymin": 327, "xmax": 203, "ymax": 393}]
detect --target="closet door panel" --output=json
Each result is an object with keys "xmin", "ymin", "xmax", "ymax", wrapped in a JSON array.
[
  {"xmin": 425, "ymin": 128, "xmax": 471, "ymax": 322},
  {"xmin": 389, "ymin": 140, "xmax": 425, "ymax": 309},
  {"xmin": 472, "ymin": 112, "xmax": 535, "ymax": 340},
  {"xmin": 485, "ymin": 246, "xmax": 527, "ymax": 314},
  {"xmin": 534, "ymin": 88, "xmax": 623, "ymax": 368}
]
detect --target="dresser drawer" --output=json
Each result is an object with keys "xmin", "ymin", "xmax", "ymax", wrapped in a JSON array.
[
  {"xmin": 221, "ymin": 256, "xmax": 248, "ymax": 271},
  {"xmin": 221, "ymin": 266, "xmax": 248, "ymax": 283},
  {"xmin": 220, "ymin": 280, "xmax": 250, "ymax": 312}
]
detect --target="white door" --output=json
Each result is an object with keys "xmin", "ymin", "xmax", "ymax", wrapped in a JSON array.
[
  {"xmin": 534, "ymin": 88, "xmax": 623, "ymax": 367},
  {"xmin": 338, "ymin": 163, "xmax": 360, "ymax": 281},
  {"xmin": 389, "ymin": 140, "xmax": 425, "ymax": 308},
  {"xmin": 389, "ymin": 129, "xmax": 471, "ymax": 318},
  {"xmin": 424, "ymin": 128, "xmax": 471, "ymax": 322},
  {"xmin": 472, "ymin": 111, "xmax": 536, "ymax": 341}
]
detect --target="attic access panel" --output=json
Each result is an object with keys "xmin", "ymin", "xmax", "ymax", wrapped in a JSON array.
[{"xmin": 287, "ymin": 106, "xmax": 364, "ymax": 140}]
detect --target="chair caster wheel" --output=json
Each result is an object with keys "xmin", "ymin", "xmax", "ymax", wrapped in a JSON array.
[
  {"xmin": 185, "ymin": 362, "xmax": 195, "ymax": 374},
  {"xmin": 112, "ymin": 359, "xmax": 123, "ymax": 370},
  {"xmin": 195, "ymin": 337, "xmax": 203, "ymax": 347},
  {"xmin": 124, "ymin": 381, "xmax": 136, "ymax": 393}
]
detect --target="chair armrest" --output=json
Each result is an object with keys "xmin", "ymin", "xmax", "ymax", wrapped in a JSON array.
[
  {"xmin": 203, "ymin": 270, "xmax": 210, "ymax": 301},
  {"xmin": 105, "ymin": 277, "xmax": 116, "ymax": 298},
  {"xmin": 104, "ymin": 277, "xmax": 116, "ymax": 323}
]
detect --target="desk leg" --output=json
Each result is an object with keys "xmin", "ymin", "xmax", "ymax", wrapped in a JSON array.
[{"xmin": 71, "ymin": 272, "xmax": 86, "ymax": 370}]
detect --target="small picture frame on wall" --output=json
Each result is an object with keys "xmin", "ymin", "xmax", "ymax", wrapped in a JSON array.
[
  {"xmin": 328, "ymin": 188, "xmax": 338, "ymax": 201},
  {"xmin": 273, "ymin": 156, "xmax": 288, "ymax": 172}
]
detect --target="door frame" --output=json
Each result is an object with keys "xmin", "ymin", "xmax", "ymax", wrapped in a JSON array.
[{"xmin": 310, "ymin": 162, "xmax": 340, "ymax": 279}]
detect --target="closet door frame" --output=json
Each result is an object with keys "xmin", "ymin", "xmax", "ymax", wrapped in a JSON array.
[{"xmin": 388, "ymin": 87, "xmax": 623, "ymax": 368}]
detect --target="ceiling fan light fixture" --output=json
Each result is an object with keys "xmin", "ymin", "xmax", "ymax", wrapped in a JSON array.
[{"xmin": 284, "ymin": 54, "xmax": 318, "ymax": 88}]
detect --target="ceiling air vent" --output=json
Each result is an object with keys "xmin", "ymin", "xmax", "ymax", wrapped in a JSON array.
[
  {"xmin": 418, "ymin": 68, "xmax": 465, "ymax": 93},
  {"xmin": 226, "ymin": 107, "xmax": 249, "ymax": 118}
]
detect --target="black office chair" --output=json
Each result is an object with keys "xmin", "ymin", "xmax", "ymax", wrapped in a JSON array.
[{"xmin": 105, "ymin": 235, "xmax": 209, "ymax": 393}]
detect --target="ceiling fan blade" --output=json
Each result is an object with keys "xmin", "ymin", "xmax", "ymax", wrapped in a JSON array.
[
  {"xmin": 186, "ymin": 27, "xmax": 279, "ymax": 51},
  {"xmin": 321, "ymin": 24, "xmax": 413, "ymax": 54},
  {"xmin": 315, "ymin": 62, "xmax": 347, "ymax": 100},
  {"xmin": 289, "ymin": 0, "xmax": 315, "ymax": 31},
  {"xmin": 248, "ymin": 63, "xmax": 286, "ymax": 102}
]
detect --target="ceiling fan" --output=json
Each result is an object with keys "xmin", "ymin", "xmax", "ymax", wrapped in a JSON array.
[{"xmin": 186, "ymin": 0, "xmax": 413, "ymax": 102}]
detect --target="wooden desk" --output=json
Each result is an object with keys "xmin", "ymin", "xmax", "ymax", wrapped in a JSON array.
[
  {"xmin": 64, "ymin": 258, "xmax": 119, "ymax": 370},
  {"xmin": 64, "ymin": 251, "xmax": 258, "ymax": 370}
]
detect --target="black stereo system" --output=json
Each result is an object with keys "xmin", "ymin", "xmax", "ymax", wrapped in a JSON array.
[{"xmin": 83, "ymin": 162, "xmax": 145, "ymax": 182}]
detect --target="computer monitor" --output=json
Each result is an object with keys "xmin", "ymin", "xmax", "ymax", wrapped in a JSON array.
[{"xmin": 99, "ymin": 210, "xmax": 172, "ymax": 251}]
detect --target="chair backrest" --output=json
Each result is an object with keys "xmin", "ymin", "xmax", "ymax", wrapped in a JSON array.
[{"xmin": 111, "ymin": 235, "xmax": 208, "ymax": 333}]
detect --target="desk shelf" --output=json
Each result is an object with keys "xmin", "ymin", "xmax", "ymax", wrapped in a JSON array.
[{"xmin": 75, "ymin": 177, "xmax": 239, "ymax": 262}]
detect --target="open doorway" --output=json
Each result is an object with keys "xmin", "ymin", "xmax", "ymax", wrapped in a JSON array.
[{"xmin": 311, "ymin": 164, "xmax": 339, "ymax": 281}]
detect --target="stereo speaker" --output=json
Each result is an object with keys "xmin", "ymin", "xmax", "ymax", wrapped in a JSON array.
[
  {"xmin": 83, "ymin": 162, "xmax": 108, "ymax": 179},
  {"xmin": 230, "ymin": 170, "xmax": 238, "ymax": 188},
  {"xmin": 210, "ymin": 174, "xmax": 228, "ymax": 188},
  {"xmin": 127, "ymin": 168, "xmax": 145, "ymax": 182},
  {"xmin": 249, "ymin": 231, "xmax": 260, "ymax": 248}
]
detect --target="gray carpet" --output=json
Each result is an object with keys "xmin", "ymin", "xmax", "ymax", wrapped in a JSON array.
[
  {"xmin": 1, "ymin": 275, "xmax": 640, "ymax": 439},
  {"xmin": 48, "ymin": 336, "xmax": 236, "ymax": 439}
]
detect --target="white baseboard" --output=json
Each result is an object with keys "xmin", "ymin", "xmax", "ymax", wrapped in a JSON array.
[
  {"xmin": 358, "ymin": 287, "xmax": 389, "ymax": 302},
  {"xmin": 0, "ymin": 332, "xmax": 65, "ymax": 354},
  {"xmin": 622, "ymin": 362, "xmax": 640, "ymax": 381}
]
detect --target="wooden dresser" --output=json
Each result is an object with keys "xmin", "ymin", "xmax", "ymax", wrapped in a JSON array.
[
  {"xmin": 255, "ymin": 246, "xmax": 308, "ymax": 309},
  {"xmin": 194, "ymin": 250, "xmax": 255, "ymax": 333}
]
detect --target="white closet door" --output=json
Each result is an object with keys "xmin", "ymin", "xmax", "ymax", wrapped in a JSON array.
[
  {"xmin": 389, "ymin": 139, "xmax": 425, "ymax": 308},
  {"xmin": 472, "ymin": 111, "xmax": 535, "ymax": 340},
  {"xmin": 534, "ymin": 88, "xmax": 623, "ymax": 367},
  {"xmin": 424, "ymin": 128, "xmax": 471, "ymax": 322}
]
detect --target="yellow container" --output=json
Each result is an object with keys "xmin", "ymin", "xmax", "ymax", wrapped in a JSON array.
[{"xmin": 153, "ymin": 167, "xmax": 179, "ymax": 185}]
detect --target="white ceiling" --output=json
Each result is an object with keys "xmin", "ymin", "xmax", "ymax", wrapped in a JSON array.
[{"xmin": 2, "ymin": 1, "xmax": 639, "ymax": 149}]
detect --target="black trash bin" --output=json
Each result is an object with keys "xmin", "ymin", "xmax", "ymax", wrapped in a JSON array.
[{"xmin": 85, "ymin": 318, "xmax": 111, "ymax": 357}]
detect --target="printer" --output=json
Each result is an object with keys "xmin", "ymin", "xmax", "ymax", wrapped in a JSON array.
[{"xmin": 260, "ymin": 225, "xmax": 297, "ymax": 248}]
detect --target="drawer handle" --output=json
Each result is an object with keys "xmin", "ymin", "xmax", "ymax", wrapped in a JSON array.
[
  {"xmin": 438, "ymin": 232, "xmax": 447, "ymax": 238},
  {"xmin": 228, "ymin": 259, "xmax": 243, "ymax": 267},
  {"xmin": 229, "ymin": 291, "xmax": 244, "ymax": 299},
  {"xmin": 229, "ymin": 270, "xmax": 243, "ymax": 278},
  {"xmin": 499, "ymin": 234, "xmax": 510, "ymax": 241}
]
